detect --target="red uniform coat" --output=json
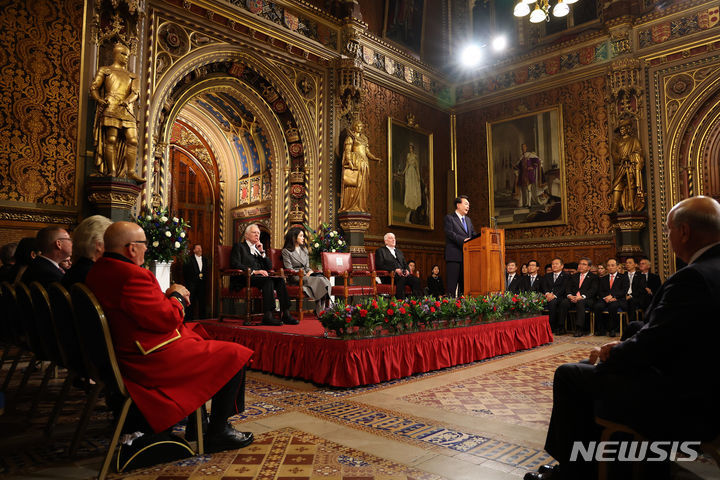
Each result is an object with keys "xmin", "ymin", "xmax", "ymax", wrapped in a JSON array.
[{"xmin": 86, "ymin": 255, "xmax": 253, "ymax": 433}]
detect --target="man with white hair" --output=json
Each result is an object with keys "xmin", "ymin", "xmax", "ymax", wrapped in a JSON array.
[
  {"xmin": 230, "ymin": 224, "xmax": 296, "ymax": 325},
  {"xmin": 525, "ymin": 196, "xmax": 720, "ymax": 480},
  {"xmin": 375, "ymin": 232, "xmax": 422, "ymax": 299},
  {"xmin": 63, "ymin": 215, "xmax": 113, "ymax": 286}
]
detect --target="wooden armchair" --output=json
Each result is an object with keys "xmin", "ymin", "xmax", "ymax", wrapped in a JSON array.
[
  {"xmin": 217, "ymin": 245, "xmax": 284, "ymax": 324},
  {"xmin": 368, "ymin": 252, "xmax": 394, "ymax": 296},
  {"xmin": 322, "ymin": 252, "xmax": 376, "ymax": 303},
  {"xmin": 281, "ymin": 263, "xmax": 314, "ymax": 322}
]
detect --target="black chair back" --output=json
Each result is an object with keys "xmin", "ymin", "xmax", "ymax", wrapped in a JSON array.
[
  {"xmin": 70, "ymin": 284, "xmax": 127, "ymax": 397},
  {"xmin": 47, "ymin": 282, "xmax": 87, "ymax": 375},
  {"xmin": 15, "ymin": 282, "xmax": 44, "ymax": 357},
  {"xmin": 29, "ymin": 282, "xmax": 64, "ymax": 367},
  {"xmin": 0, "ymin": 282, "xmax": 19, "ymax": 346}
]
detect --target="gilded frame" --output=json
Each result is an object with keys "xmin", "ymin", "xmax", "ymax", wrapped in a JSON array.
[
  {"xmin": 387, "ymin": 117, "xmax": 434, "ymax": 230},
  {"xmin": 486, "ymin": 105, "xmax": 568, "ymax": 229}
]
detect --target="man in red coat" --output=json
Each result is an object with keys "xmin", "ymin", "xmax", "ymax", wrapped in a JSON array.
[{"xmin": 86, "ymin": 221, "xmax": 254, "ymax": 452}]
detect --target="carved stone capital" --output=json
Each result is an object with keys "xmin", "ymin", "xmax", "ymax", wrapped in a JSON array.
[
  {"xmin": 86, "ymin": 176, "xmax": 142, "ymax": 219},
  {"xmin": 338, "ymin": 211, "xmax": 371, "ymax": 232}
]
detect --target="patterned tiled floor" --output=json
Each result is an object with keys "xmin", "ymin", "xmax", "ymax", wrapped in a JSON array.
[
  {"xmin": 400, "ymin": 348, "xmax": 590, "ymax": 428},
  {"xmin": 112, "ymin": 427, "xmax": 443, "ymax": 480}
]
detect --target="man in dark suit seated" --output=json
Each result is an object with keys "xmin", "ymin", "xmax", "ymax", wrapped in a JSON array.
[
  {"xmin": 375, "ymin": 232, "xmax": 422, "ymax": 299},
  {"xmin": 444, "ymin": 195, "xmax": 477, "ymax": 297},
  {"xmin": 558, "ymin": 257, "xmax": 598, "ymax": 337},
  {"xmin": 86, "ymin": 221, "xmax": 255, "ymax": 454},
  {"xmin": 638, "ymin": 256, "xmax": 661, "ymax": 310},
  {"xmin": 22, "ymin": 226, "xmax": 73, "ymax": 286},
  {"xmin": 520, "ymin": 259, "xmax": 542, "ymax": 293},
  {"xmin": 623, "ymin": 256, "xmax": 646, "ymax": 322},
  {"xmin": 540, "ymin": 257, "xmax": 569, "ymax": 333},
  {"xmin": 505, "ymin": 260, "xmax": 522, "ymax": 294},
  {"xmin": 524, "ymin": 196, "xmax": 720, "ymax": 480},
  {"xmin": 230, "ymin": 224, "xmax": 296, "ymax": 326},
  {"xmin": 592, "ymin": 258, "xmax": 629, "ymax": 337},
  {"xmin": 183, "ymin": 243, "xmax": 209, "ymax": 321}
]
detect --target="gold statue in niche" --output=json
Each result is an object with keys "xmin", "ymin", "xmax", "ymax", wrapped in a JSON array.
[
  {"xmin": 90, "ymin": 43, "xmax": 145, "ymax": 183},
  {"xmin": 339, "ymin": 119, "xmax": 381, "ymax": 212},
  {"xmin": 610, "ymin": 118, "xmax": 645, "ymax": 213}
]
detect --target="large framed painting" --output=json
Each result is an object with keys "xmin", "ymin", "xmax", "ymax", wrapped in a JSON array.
[
  {"xmin": 383, "ymin": 0, "xmax": 426, "ymax": 54},
  {"xmin": 486, "ymin": 105, "xmax": 568, "ymax": 229},
  {"xmin": 388, "ymin": 117, "xmax": 434, "ymax": 230}
]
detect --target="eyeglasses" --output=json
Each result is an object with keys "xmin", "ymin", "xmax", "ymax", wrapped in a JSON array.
[
  {"xmin": 57, "ymin": 237, "xmax": 72, "ymax": 242},
  {"xmin": 125, "ymin": 240, "xmax": 148, "ymax": 247}
]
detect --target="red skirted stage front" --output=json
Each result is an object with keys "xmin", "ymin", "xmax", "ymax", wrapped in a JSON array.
[{"xmin": 202, "ymin": 315, "xmax": 552, "ymax": 387}]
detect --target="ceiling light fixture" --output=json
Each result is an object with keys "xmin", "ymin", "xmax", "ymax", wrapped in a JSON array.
[{"xmin": 514, "ymin": 0, "xmax": 576, "ymax": 23}]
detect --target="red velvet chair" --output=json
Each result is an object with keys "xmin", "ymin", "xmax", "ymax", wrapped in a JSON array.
[
  {"xmin": 368, "ymin": 252, "xmax": 394, "ymax": 296},
  {"xmin": 217, "ymin": 245, "xmax": 283, "ymax": 324},
  {"xmin": 322, "ymin": 252, "xmax": 376, "ymax": 303},
  {"xmin": 281, "ymin": 264, "xmax": 315, "ymax": 322}
]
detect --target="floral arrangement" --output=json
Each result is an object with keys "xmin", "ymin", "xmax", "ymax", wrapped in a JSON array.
[
  {"xmin": 135, "ymin": 207, "xmax": 191, "ymax": 263},
  {"xmin": 305, "ymin": 222, "xmax": 349, "ymax": 266},
  {"xmin": 318, "ymin": 291, "xmax": 547, "ymax": 338}
]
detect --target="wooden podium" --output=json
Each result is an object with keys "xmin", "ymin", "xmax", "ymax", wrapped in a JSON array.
[{"xmin": 463, "ymin": 227, "xmax": 505, "ymax": 296}]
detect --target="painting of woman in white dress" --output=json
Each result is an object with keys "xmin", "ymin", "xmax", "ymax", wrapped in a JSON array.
[{"xmin": 388, "ymin": 117, "xmax": 434, "ymax": 230}]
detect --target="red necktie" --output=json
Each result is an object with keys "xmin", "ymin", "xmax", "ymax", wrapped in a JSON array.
[
  {"xmin": 609, "ymin": 274, "xmax": 614, "ymax": 288},
  {"xmin": 578, "ymin": 273, "xmax": 585, "ymax": 288}
]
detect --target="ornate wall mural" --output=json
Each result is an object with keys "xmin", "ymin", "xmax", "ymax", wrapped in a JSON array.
[
  {"xmin": 0, "ymin": 0, "xmax": 81, "ymax": 207},
  {"xmin": 457, "ymin": 76, "xmax": 613, "ymax": 243}
]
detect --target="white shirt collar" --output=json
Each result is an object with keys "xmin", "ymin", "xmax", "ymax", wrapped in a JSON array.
[
  {"xmin": 688, "ymin": 241, "xmax": 720, "ymax": 264},
  {"xmin": 246, "ymin": 240, "xmax": 263, "ymax": 256},
  {"xmin": 40, "ymin": 255, "xmax": 62, "ymax": 271},
  {"xmin": 386, "ymin": 246, "xmax": 396, "ymax": 255},
  {"xmin": 455, "ymin": 212, "xmax": 465, "ymax": 220}
]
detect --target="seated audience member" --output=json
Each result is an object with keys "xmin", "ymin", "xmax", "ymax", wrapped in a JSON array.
[
  {"xmin": 22, "ymin": 226, "xmax": 73, "ymax": 286},
  {"xmin": 563, "ymin": 262, "xmax": 578, "ymax": 275},
  {"xmin": 426, "ymin": 264, "xmax": 444, "ymax": 297},
  {"xmin": 231, "ymin": 224, "xmax": 296, "ymax": 326},
  {"xmin": 407, "ymin": 260, "xmax": 417, "ymax": 276},
  {"xmin": 524, "ymin": 196, "xmax": 720, "ymax": 480},
  {"xmin": 616, "ymin": 263, "xmax": 625, "ymax": 274},
  {"xmin": 623, "ymin": 256, "xmax": 647, "ymax": 322},
  {"xmin": 540, "ymin": 258, "xmax": 569, "ymax": 333},
  {"xmin": 520, "ymin": 259, "xmax": 542, "ymax": 292},
  {"xmin": 63, "ymin": 215, "xmax": 113, "ymax": 287},
  {"xmin": 505, "ymin": 260, "xmax": 522, "ymax": 294},
  {"xmin": 183, "ymin": 243, "xmax": 209, "ymax": 321},
  {"xmin": 588, "ymin": 264, "xmax": 598, "ymax": 275},
  {"xmin": 59, "ymin": 257, "xmax": 72, "ymax": 272},
  {"xmin": 596, "ymin": 263, "xmax": 607, "ymax": 277},
  {"xmin": 559, "ymin": 258, "xmax": 598, "ymax": 337},
  {"xmin": 638, "ymin": 256, "xmax": 661, "ymax": 309},
  {"xmin": 281, "ymin": 227, "xmax": 332, "ymax": 315},
  {"xmin": 375, "ymin": 233, "xmax": 422, "ymax": 299},
  {"xmin": 521, "ymin": 263, "xmax": 529, "ymax": 275},
  {"xmin": 86, "ymin": 221, "xmax": 255, "ymax": 453},
  {"xmin": 7, "ymin": 237, "xmax": 39, "ymax": 284},
  {"xmin": 0, "ymin": 242, "xmax": 17, "ymax": 282},
  {"xmin": 544, "ymin": 263, "xmax": 553, "ymax": 274},
  {"xmin": 593, "ymin": 258, "xmax": 629, "ymax": 337}
]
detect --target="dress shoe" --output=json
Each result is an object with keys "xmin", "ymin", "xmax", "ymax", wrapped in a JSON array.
[
  {"xmin": 523, "ymin": 464, "xmax": 562, "ymax": 480},
  {"xmin": 595, "ymin": 330, "xmax": 607, "ymax": 337},
  {"xmin": 573, "ymin": 330, "xmax": 583, "ymax": 337},
  {"xmin": 609, "ymin": 330, "xmax": 617, "ymax": 337},
  {"xmin": 205, "ymin": 424, "xmax": 254, "ymax": 453},
  {"xmin": 261, "ymin": 312, "xmax": 282, "ymax": 326},
  {"xmin": 281, "ymin": 310, "xmax": 299, "ymax": 325}
]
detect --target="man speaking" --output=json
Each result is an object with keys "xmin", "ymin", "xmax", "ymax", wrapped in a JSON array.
[{"xmin": 444, "ymin": 195, "xmax": 476, "ymax": 296}]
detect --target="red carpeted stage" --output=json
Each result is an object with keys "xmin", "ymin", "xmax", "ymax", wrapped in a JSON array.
[{"xmin": 201, "ymin": 315, "xmax": 553, "ymax": 387}]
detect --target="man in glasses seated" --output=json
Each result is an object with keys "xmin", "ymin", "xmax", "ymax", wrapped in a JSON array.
[
  {"xmin": 86, "ymin": 221, "xmax": 255, "ymax": 454},
  {"xmin": 21, "ymin": 226, "xmax": 73, "ymax": 286}
]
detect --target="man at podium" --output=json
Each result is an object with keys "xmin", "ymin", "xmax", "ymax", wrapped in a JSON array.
[{"xmin": 444, "ymin": 195, "xmax": 477, "ymax": 296}]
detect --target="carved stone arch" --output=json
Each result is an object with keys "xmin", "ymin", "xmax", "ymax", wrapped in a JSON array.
[
  {"xmin": 666, "ymin": 68, "xmax": 720, "ymax": 207},
  {"xmin": 145, "ymin": 44, "xmax": 319, "ymax": 245}
]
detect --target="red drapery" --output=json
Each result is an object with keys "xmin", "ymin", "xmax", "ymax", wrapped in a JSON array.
[{"xmin": 203, "ymin": 316, "xmax": 552, "ymax": 387}]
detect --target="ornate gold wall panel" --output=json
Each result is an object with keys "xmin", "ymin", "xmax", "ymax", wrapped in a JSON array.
[
  {"xmin": 0, "ymin": 0, "xmax": 82, "ymax": 209},
  {"xmin": 456, "ymin": 76, "xmax": 613, "ymax": 244}
]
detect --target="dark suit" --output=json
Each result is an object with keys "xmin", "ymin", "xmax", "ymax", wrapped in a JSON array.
[
  {"xmin": 593, "ymin": 273, "xmax": 629, "ymax": 334},
  {"xmin": 230, "ymin": 241, "xmax": 290, "ymax": 313},
  {"xmin": 543, "ymin": 244, "xmax": 720, "ymax": 477},
  {"xmin": 374, "ymin": 246, "xmax": 422, "ymax": 299},
  {"xmin": 559, "ymin": 272, "xmax": 598, "ymax": 331},
  {"xmin": 505, "ymin": 273, "xmax": 522, "ymax": 294},
  {"xmin": 62, "ymin": 256, "xmax": 94, "ymax": 287},
  {"xmin": 21, "ymin": 256, "xmax": 64, "ymax": 286},
  {"xmin": 642, "ymin": 271, "xmax": 661, "ymax": 310},
  {"xmin": 520, "ymin": 274, "xmax": 542, "ymax": 293},
  {"xmin": 183, "ymin": 255, "xmax": 209, "ymax": 320},
  {"xmin": 444, "ymin": 213, "xmax": 476, "ymax": 296},
  {"xmin": 624, "ymin": 270, "xmax": 646, "ymax": 322},
  {"xmin": 540, "ymin": 271, "xmax": 569, "ymax": 331}
]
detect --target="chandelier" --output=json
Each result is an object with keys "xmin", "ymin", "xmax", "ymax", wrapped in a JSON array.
[{"xmin": 513, "ymin": 0, "xmax": 578, "ymax": 23}]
